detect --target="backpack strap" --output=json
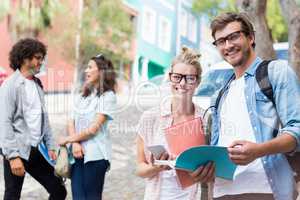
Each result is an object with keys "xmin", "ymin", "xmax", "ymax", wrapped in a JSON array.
[
  {"xmin": 33, "ymin": 76, "xmax": 44, "ymax": 90},
  {"xmin": 255, "ymin": 60, "xmax": 274, "ymax": 105},
  {"xmin": 255, "ymin": 60, "xmax": 279, "ymax": 137},
  {"xmin": 214, "ymin": 73, "xmax": 235, "ymax": 111}
]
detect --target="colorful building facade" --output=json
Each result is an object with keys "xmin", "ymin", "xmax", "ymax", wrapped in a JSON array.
[{"xmin": 124, "ymin": 0, "xmax": 202, "ymax": 83}]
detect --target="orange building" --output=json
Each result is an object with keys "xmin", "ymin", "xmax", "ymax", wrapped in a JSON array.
[
  {"xmin": 0, "ymin": 0, "xmax": 136, "ymax": 93},
  {"xmin": 0, "ymin": 16, "xmax": 74, "ymax": 92}
]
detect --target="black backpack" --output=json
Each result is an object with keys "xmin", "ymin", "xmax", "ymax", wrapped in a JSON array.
[{"xmin": 215, "ymin": 60, "xmax": 300, "ymax": 182}]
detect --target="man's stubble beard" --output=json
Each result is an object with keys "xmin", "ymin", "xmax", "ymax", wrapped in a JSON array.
[{"xmin": 229, "ymin": 45, "xmax": 251, "ymax": 69}]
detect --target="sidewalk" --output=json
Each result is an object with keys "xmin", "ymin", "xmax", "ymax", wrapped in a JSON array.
[
  {"xmin": 0, "ymin": 93, "xmax": 146, "ymax": 199},
  {"xmin": 0, "ymin": 93, "xmax": 299, "ymax": 199}
]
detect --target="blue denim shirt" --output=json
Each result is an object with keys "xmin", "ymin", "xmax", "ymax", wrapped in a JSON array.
[{"xmin": 210, "ymin": 57, "xmax": 300, "ymax": 200}]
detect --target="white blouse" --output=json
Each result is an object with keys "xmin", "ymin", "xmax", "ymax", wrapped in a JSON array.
[{"xmin": 71, "ymin": 90, "xmax": 116, "ymax": 163}]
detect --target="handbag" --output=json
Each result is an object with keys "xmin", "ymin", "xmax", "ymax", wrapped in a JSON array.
[{"xmin": 55, "ymin": 145, "xmax": 72, "ymax": 178}]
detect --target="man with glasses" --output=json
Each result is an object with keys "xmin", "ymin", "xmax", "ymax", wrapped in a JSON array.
[
  {"xmin": 0, "ymin": 38, "xmax": 67, "ymax": 200},
  {"xmin": 191, "ymin": 12, "xmax": 300, "ymax": 200}
]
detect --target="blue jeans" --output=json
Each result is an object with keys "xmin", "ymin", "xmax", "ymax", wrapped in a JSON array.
[{"xmin": 71, "ymin": 158, "xmax": 109, "ymax": 200}]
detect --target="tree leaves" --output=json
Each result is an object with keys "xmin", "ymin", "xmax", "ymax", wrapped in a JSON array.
[
  {"xmin": 192, "ymin": 0, "xmax": 288, "ymax": 42},
  {"xmin": 192, "ymin": 0, "xmax": 237, "ymax": 18}
]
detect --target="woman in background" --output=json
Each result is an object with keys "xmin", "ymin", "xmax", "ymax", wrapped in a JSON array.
[{"xmin": 59, "ymin": 54, "xmax": 117, "ymax": 200}]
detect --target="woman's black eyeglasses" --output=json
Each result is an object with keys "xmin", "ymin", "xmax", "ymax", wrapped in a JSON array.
[{"xmin": 169, "ymin": 72, "xmax": 198, "ymax": 84}]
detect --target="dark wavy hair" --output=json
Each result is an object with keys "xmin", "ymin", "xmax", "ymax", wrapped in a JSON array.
[
  {"xmin": 211, "ymin": 12, "xmax": 256, "ymax": 48},
  {"xmin": 9, "ymin": 38, "xmax": 47, "ymax": 71},
  {"xmin": 82, "ymin": 54, "xmax": 116, "ymax": 97}
]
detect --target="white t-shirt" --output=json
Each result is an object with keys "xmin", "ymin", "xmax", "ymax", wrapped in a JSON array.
[
  {"xmin": 23, "ymin": 79, "xmax": 42, "ymax": 147},
  {"xmin": 159, "ymin": 170, "xmax": 196, "ymax": 200},
  {"xmin": 214, "ymin": 77, "xmax": 272, "ymax": 198}
]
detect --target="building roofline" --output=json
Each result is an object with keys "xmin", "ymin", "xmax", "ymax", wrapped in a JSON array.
[{"xmin": 122, "ymin": 2, "xmax": 139, "ymax": 16}]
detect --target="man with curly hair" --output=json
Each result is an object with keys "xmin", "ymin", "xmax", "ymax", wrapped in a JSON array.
[{"xmin": 0, "ymin": 38, "xmax": 67, "ymax": 200}]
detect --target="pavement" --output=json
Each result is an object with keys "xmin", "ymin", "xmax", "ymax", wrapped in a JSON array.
[
  {"xmin": 0, "ymin": 93, "xmax": 147, "ymax": 200},
  {"xmin": 0, "ymin": 93, "xmax": 300, "ymax": 200}
]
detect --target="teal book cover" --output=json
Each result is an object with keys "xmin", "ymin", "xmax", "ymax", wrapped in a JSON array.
[
  {"xmin": 38, "ymin": 142, "xmax": 55, "ymax": 166},
  {"xmin": 176, "ymin": 145, "xmax": 237, "ymax": 180},
  {"xmin": 155, "ymin": 145, "xmax": 237, "ymax": 180}
]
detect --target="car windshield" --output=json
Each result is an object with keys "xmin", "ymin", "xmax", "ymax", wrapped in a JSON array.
[
  {"xmin": 195, "ymin": 69, "xmax": 234, "ymax": 97},
  {"xmin": 276, "ymin": 49, "xmax": 288, "ymax": 60}
]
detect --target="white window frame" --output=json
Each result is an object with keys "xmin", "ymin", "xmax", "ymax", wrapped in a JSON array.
[
  {"xmin": 158, "ymin": 16, "xmax": 172, "ymax": 52},
  {"xmin": 180, "ymin": 9, "xmax": 188, "ymax": 37},
  {"xmin": 188, "ymin": 14, "xmax": 197, "ymax": 43},
  {"xmin": 158, "ymin": 0, "xmax": 175, "ymax": 11},
  {"xmin": 142, "ymin": 7, "xmax": 156, "ymax": 44}
]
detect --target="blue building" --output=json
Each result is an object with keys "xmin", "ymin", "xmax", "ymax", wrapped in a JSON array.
[{"xmin": 124, "ymin": 0, "xmax": 202, "ymax": 83}]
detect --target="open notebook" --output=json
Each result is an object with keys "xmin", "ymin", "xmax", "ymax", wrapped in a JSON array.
[
  {"xmin": 159, "ymin": 117, "xmax": 236, "ymax": 189},
  {"xmin": 164, "ymin": 117, "xmax": 206, "ymax": 188}
]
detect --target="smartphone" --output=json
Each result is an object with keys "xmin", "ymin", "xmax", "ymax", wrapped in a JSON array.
[{"xmin": 147, "ymin": 145, "xmax": 166, "ymax": 159}]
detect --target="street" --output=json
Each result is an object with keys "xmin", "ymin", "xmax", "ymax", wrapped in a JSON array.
[
  {"xmin": 1, "ymin": 93, "xmax": 300, "ymax": 200},
  {"xmin": 0, "ymin": 93, "xmax": 147, "ymax": 200}
]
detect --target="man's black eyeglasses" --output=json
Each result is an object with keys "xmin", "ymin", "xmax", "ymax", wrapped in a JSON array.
[
  {"xmin": 169, "ymin": 72, "xmax": 198, "ymax": 84},
  {"xmin": 212, "ymin": 30, "xmax": 245, "ymax": 47}
]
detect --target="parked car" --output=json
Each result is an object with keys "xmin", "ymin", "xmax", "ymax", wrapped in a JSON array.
[
  {"xmin": 274, "ymin": 42, "xmax": 288, "ymax": 60},
  {"xmin": 193, "ymin": 61, "xmax": 233, "ymax": 110}
]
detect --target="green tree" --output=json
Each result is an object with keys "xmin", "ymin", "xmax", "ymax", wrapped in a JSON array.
[
  {"xmin": 45, "ymin": 0, "xmax": 134, "ymax": 86},
  {"xmin": 266, "ymin": 0, "xmax": 288, "ymax": 42},
  {"xmin": 193, "ymin": 0, "xmax": 300, "ymax": 78},
  {"xmin": 193, "ymin": 0, "xmax": 287, "ymax": 43},
  {"xmin": 1, "ymin": 0, "xmax": 134, "ymax": 85},
  {"xmin": 0, "ymin": 0, "xmax": 10, "ymax": 21},
  {"xmin": 79, "ymin": 0, "xmax": 133, "ymax": 65},
  {"xmin": 193, "ymin": 0, "xmax": 237, "ymax": 18},
  {"xmin": 1, "ymin": 0, "xmax": 63, "ymax": 40}
]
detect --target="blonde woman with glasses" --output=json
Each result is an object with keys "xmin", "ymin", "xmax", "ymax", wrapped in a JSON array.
[{"xmin": 136, "ymin": 47, "xmax": 214, "ymax": 200}]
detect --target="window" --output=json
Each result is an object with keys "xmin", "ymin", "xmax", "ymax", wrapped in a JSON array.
[
  {"xmin": 158, "ymin": 0, "xmax": 175, "ymax": 11},
  {"xmin": 180, "ymin": 9, "xmax": 188, "ymax": 37},
  {"xmin": 188, "ymin": 14, "xmax": 197, "ymax": 42},
  {"xmin": 158, "ymin": 16, "xmax": 171, "ymax": 52},
  {"xmin": 142, "ymin": 7, "xmax": 156, "ymax": 44}
]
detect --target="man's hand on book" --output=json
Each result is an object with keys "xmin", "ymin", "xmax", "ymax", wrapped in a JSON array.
[
  {"xmin": 189, "ymin": 162, "xmax": 215, "ymax": 183},
  {"xmin": 228, "ymin": 140, "xmax": 262, "ymax": 165},
  {"xmin": 150, "ymin": 152, "xmax": 172, "ymax": 172}
]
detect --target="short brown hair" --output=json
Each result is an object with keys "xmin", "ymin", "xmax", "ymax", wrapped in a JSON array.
[
  {"xmin": 171, "ymin": 46, "xmax": 202, "ymax": 81},
  {"xmin": 211, "ymin": 12, "xmax": 255, "ymax": 48}
]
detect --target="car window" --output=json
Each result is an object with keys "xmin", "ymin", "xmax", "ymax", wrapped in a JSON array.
[
  {"xmin": 275, "ymin": 49, "xmax": 288, "ymax": 60},
  {"xmin": 195, "ymin": 69, "xmax": 234, "ymax": 97}
]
